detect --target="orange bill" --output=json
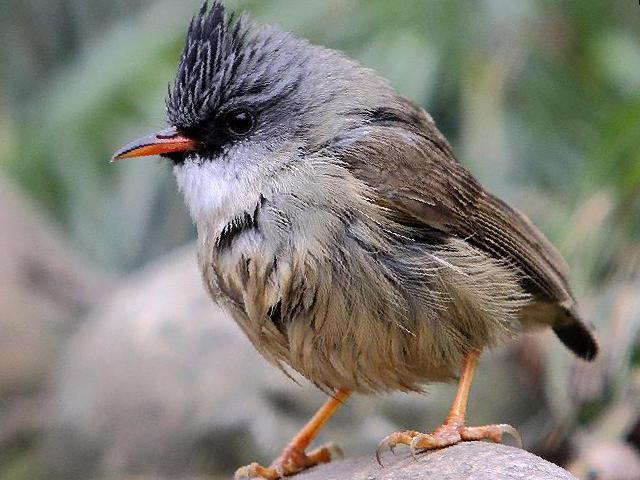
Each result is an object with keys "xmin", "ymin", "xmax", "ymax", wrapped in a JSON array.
[{"xmin": 111, "ymin": 126, "xmax": 199, "ymax": 161}]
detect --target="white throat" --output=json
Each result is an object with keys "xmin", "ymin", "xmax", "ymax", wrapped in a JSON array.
[{"xmin": 173, "ymin": 155, "xmax": 263, "ymax": 234}]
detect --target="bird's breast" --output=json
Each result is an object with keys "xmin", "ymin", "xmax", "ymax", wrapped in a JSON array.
[{"xmin": 195, "ymin": 189, "xmax": 531, "ymax": 394}]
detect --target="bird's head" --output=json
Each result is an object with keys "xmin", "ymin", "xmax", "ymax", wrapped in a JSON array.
[{"xmin": 113, "ymin": 2, "xmax": 403, "ymax": 226}]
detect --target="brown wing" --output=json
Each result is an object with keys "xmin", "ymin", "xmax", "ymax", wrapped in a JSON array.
[{"xmin": 342, "ymin": 100, "xmax": 597, "ymax": 360}]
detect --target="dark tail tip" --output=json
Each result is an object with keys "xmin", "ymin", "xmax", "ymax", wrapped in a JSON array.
[{"xmin": 553, "ymin": 322, "xmax": 599, "ymax": 361}]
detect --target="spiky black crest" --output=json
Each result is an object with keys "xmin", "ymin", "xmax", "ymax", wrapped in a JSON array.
[
  {"xmin": 166, "ymin": 2, "xmax": 313, "ymax": 135},
  {"xmin": 166, "ymin": 2, "xmax": 248, "ymax": 129}
]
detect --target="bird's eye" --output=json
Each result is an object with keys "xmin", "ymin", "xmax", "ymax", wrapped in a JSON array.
[{"xmin": 223, "ymin": 109, "xmax": 255, "ymax": 136}]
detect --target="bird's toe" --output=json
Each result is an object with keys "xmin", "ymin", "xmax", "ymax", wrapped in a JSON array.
[
  {"xmin": 376, "ymin": 430, "xmax": 422, "ymax": 465},
  {"xmin": 460, "ymin": 423, "xmax": 522, "ymax": 447}
]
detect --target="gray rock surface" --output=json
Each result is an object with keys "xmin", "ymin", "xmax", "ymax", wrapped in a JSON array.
[
  {"xmin": 0, "ymin": 178, "xmax": 109, "ymax": 455},
  {"xmin": 0, "ymin": 178, "xmax": 107, "ymax": 396},
  {"xmin": 296, "ymin": 442, "xmax": 576, "ymax": 480}
]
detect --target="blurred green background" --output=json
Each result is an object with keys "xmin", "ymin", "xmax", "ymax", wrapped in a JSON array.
[{"xmin": 1, "ymin": 1, "xmax": 639, "ymax": 479}]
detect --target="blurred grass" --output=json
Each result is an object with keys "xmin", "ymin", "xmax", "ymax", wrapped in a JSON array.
[{"xmin": 1, "ymin": 0, "xmax": 639, "ymax": 477}]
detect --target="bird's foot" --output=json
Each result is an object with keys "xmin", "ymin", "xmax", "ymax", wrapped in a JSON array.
[
  {"xmin": 376, "ymin": 417, "xmax": 521, "ymax": 465},
  {"xmin": 234, "ymin": 442, "xmax": 341, "ymax": 479}
]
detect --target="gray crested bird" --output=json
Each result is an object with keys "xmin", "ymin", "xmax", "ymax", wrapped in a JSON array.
[{"xmin": 113, "ymin": 3, "xmax": 598, "ymax": 479}]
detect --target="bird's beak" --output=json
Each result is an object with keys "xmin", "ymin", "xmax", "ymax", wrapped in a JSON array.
[{"xmin": 111, "ymin": 126, "xmax": 199, "ymax": 162}]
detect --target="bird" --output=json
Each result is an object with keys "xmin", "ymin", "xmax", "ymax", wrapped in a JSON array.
[{"xmin": 112, "ymin": 2, "xmax": 598, "ymax": 479}]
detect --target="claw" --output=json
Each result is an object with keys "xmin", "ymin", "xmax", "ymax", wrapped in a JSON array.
[
  {"xmin": 409, "ymin": 439, "xmax": 421, "ymax": 462},
  {"xmin": 496, "ymin": 423, "xmax": 523, "ymax": 448},
  {"xmin": 323, "ymin": 442, "xmax": 344, "ymax": 460},
  {"xmin": 375, "ymin": 440, "xmax": 388, "ymax": 467},
  {"xmin": 376, "ymin": 431, "xmax": 420, "ymax": 466},
  {"xmin": 375, "ymin": 436, "xmax": 398, "ymax": 466}
]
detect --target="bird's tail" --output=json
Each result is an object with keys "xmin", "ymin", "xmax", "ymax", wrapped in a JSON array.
[{"xmin": 553, "ymin": 319, "xmax": 598, "ymax": 361}]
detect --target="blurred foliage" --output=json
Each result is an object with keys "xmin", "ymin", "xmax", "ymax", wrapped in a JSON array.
[
  {"xmin": 1, "ymin": 0, "xmax": 638, "ymax": 274},
  {"xmin": 1, "ymin": 0, "xmax": 639, "ymax": 477}
]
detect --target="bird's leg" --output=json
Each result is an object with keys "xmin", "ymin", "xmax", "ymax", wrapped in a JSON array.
[
  {"xmin": 376, "ymin": 351, "xmax": 521, "ymax": 464},
  {"xmin": 235, "ymin": 388, "xmax": 351, "ymax": 479}
]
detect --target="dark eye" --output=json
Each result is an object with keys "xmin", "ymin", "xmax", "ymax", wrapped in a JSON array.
[{"xmin": 223, "ymin": 109, "xmax": 255, "ymax": 136}]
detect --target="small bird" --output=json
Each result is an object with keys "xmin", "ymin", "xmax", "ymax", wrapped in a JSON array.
[{"xmin": 113, "ymin": 3, "xmax": 598, "ymax": 479}]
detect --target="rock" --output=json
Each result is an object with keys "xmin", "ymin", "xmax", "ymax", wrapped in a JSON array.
[
  {"xmin": 295, "ymin": 442, "xmax": 576, "ymax": 480},
  {"xmin": 43, "ymin": 244, "xmax": 548, "ymax": 479},
  {"xmin": 0, "ymin": 178, "xmax": 108, "ymax": 396},
  {"xmin": 0, "ymin": 178, "xmax": 109, "ymax": 454}
]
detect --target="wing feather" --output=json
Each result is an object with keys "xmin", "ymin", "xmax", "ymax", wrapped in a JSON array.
[{"xmin": 338, "ymin": 100, "xmax": 597, "ymax": 359}]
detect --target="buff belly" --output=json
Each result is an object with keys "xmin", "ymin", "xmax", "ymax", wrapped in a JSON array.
[{"xmin": 200, "ymin": 234, "xmax": 531, "ymax": 394}]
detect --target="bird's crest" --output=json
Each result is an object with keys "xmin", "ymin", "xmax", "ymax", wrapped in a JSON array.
[{"xmin": 166, "ymin": 2, "xmax": 248, "ymax": 129}]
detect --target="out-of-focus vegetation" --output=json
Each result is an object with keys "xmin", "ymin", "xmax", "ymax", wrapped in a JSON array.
[
  {"xmin": 1, "ymin": 1, "xmax": 639, "ymax": 479},
  {"xmin": 3, "ymin": 0, "xmax": 639, "ymax": 274}
]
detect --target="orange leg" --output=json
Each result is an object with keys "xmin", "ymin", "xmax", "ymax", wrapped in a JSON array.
[
  {"xmin": 235, "ymin": 388, "xmax": 351, "ymax": 479},
  {"xmin": 376, "ymin": 352, "xmax": 521, "ymax": 464}
]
